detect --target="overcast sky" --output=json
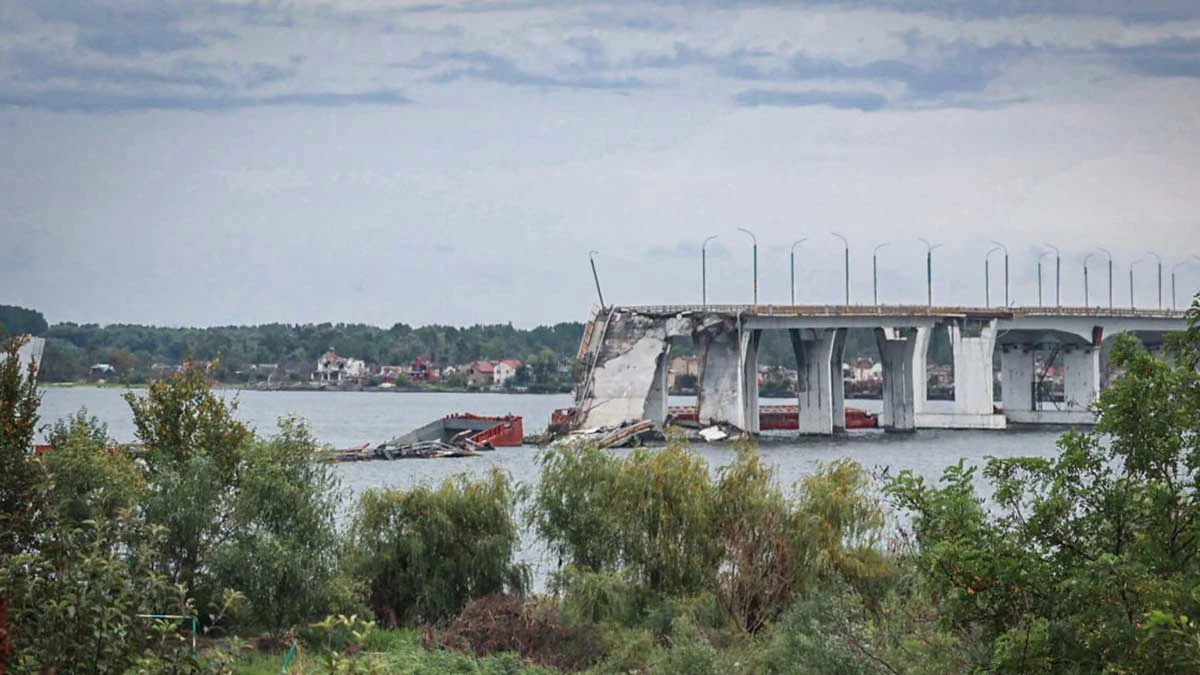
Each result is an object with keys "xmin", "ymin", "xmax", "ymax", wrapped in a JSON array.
[{"xmin": 2, "ymin": 0, "xmax": 1200, "ymax": 328}]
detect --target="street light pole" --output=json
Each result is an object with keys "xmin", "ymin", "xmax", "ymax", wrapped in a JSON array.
[
  {"xmin": 832, "ymin": 232, "xmax": 850, "ymax": 305},
  {"xmin": 790, "ymin": 238, "xmax": 807, "ymax": 306},
  {"xmin": 1043, "ymin": 243, "xmax": 1061, "ymax": 307},
  {"xmin": 1037, "ymin": 250, "xmax": 1053, "ymax": 308},
  {"xmin": 985, "ymin": 245, "xmax": 1003, "ymax": 307},
  {"xmin": 990, "ymin": 240, "xmax": 1008, "ymax": 306},
  {"xmin": 872, "ymin": 242, "xmax": 889, "ymax": 306},
  {"xmin": 1083, "ymin": 253, "xmax": 1096, "ymax": 308},
  {"xmin": 701, "ymin": 235, "xmax": 718, "ymax": 306},
  {"xmin": 1130, "ymin": 258, "xmax": 1143, "ymax": 310},
  {"xmin": 588, "ymin": 250, "xmax": 605, "ymax": 309},
  {"xmin": 1098, "ymin": 247, "xmax": 1113, "ymax": 309},
  {"xmin": 737, "ymin": 228, "xmax": 758, "ymax": 304},
  {"xmin": 1171, "ymin": 256, "xmax": 1200, "ymax": 310},
  {"xmin": 1147, "ymin": 252, "xmax": 1163, "ymax": 309},
  {"xmin": 919, "ymin": 238, "xmax": 943, "ymax": 307}
]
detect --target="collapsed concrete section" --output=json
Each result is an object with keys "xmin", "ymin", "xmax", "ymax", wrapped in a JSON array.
[{"xmin": 575, "ymin": 310, "xmax": 699, "ymax": 430}]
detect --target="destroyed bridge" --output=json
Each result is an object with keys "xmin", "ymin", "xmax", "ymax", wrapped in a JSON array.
[{"xmin": 572, "ymin": 304, "xmax": 1187, "ymax": 434}]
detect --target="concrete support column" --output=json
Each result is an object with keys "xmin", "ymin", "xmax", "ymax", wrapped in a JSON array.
[
  {"xmin": 950, "ymin": 318, "xmax": 999, "ymax": 415},
  {"xmin": 999, "ymin": 346, "xmax": 1034, "ymax": 415},
  {"xmin": 696, "ymin": 322, "xmax": 743, "ymax": 426},
  {"xmin": 739, "ymin": 329, "xmax": 762, "ymax": 433},
  {"xmin": 791, "ymin": 328, "xmax": 846, "ymax": 435},
  {"xmin": 910, "ymin": 326, "xmax": 930, "ymax": 414},
  {"xmin": 831, "ymin": 329, "xmax": 847, "ymax": 431},
  {"xmin": 876, "ymin": 327, "xmax": 918, "ymax": 432},
  {"xmin": 1061, "ymin": 346, "xmax": 1100, "ymax": 413},
  {"xmin": 642, "ymin": 348, "xmax": 670, "ymax": 426}
]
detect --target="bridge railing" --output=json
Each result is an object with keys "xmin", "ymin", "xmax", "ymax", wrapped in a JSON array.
[{"xmin": 618, "ymin": 304, "xmax": 1186, "ymax": 320}]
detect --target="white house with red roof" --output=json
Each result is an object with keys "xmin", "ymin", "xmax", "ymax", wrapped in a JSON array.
[{"xmin": 494, "ymin": 359, "xmax": 522, "ymax": 385}]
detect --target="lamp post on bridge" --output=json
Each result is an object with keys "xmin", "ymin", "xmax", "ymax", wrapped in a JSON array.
[
  {"xmin": 1130, "ymin": 258, "xmax": 1143, "ymax": 309},
  {"xmin": 832, "ymin": 232, "xmax": 850, "ymax": 306},
  {"xmin": 737, "ymin": 227, "xmax": 758, "ymax": 305},
  {"xmin": 588, "ymin": 250, "xmax": 606, "ymax": 310},
  {"xmin": 1147, "ymin": 252, "xmax": 1163, "ymax": 309},
  {"xmin": 1098, "ymin": 247, "xmax": 1113, "ymax": 309},
  {"xmin": 1083, "ymin": 252, "xmax": 1096, "ymax": 308},
  {"xmin": 1037, "ymin": 249, "xmax": 1053, "ymax": 308},
  {"xmin": 989, "ymin": 240, "xmax": 1008, "ymax": 307},
  {"xmin": 701, "ymin": 235, "xmax": 718, "ymax": 307},
  {"xmin": 872, "ymin": 241, "xmax": 888, "ymax": 306},
  {"xmin": 1172, "ymin": 255, "xmax": 1200, "ymax": 310},
  {"xmin": 1043, "ymin": 243, "xmax": 1061, "ymax": 308},
  {"xmin": 985, "ymin": 245, "xmax": 1004, "ymax": 307},
  {"xmin": 919, "ymin": 238, "xmax": 943, "ymax": 307},
  {"xmin": 790, "ymin": 238, "xmax": 807, "ymax": 306}
]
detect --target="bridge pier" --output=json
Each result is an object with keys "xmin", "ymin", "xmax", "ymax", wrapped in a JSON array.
[
  {"xmin": 1001, "ymin": 343, "xmax": 1099, "ymax": 425},
  {"xmin": 876, "ymin": 327, "xmax": 919, "ymax": 431},
  {"xmin": 740, "ymin": 329, "xmax": 762, "ymax": 433},
  {"xmin": 790, "ymin": 328, "xmax": 846, "ymax": 434},
  {"xmin": 918, "ymin": 319, "xmax": 1007, "ymax": 429},
  {"xmin": 696, "ymin": 321, "xmax": 743, "ymax": 427}
]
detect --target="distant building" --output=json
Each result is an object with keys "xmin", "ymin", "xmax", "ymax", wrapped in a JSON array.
[
  {"xmin": 465, "ymin": 360, "xmax": 495, "ymax": 387},
  {"xmin": 378, "ymin": 365, "xmax": 407, "ymax": 383},
  {"xmin": 89, "ymin": 363, "xmax": 115, "ymax": 377},
  {"xmin": 408, "ymin": 357, "xmax": 440, "ymax": 383},
  {"xmin": 494, "ymin": 359, "xmax": 522, "ymax": 385},
  {"xmin": 315, "ymin": 348, "xmax": 366, "ymax": 383}
]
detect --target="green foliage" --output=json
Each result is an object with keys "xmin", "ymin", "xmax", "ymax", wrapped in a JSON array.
[
  {"xmin": 126, "ymin": 370, "xmax": 348, "ymax": 629},
  {"xmin": 0, "ymin": 306, "xmax": 47, "ymax": 338},
  {"xmin": 41, "ymin": 411, "xmax": 142, "ymax": 528},
  {"xmin": 534, "ymin": 440, "xmax": 888, "ymax": 633},
  {"xmin": 40, "ymin": 318, "xmax": 585, "ymax": 382},
  {"xmin": 0, "ymin": 514, "xmax": 195, "ymax": 674},
  {"xmin": 209, "ymin": 417, "xmax": 349, "ymax": 630},
  {"xmin": 885, "ymin": 300, "xmax": 1200, "ymax": 673},
  {"xmin": 0, "ymin": 335, "xmax": 42, "ymax": 557},
  {"xmin": 345, "ymin": 469, "xmax": 526, "ymax": 625}
]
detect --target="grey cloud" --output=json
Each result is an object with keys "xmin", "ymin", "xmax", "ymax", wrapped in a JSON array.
[
  {"xmin": 1104, "ymin": 37, "xmax": 1200, "ymax": 78},
  {"xmin": 413, "ymin": 50, "xmax": 646, "ymax": 91},
  {"xmin": 0, "ymin": 88, "xmax": 412, "ymax": 113},
  {"xmin": 733, "ymin": 89, "xmax": 889, "ymax": 111},
  {"xmin": 651, "ymin": 0, "xmax": 1198, "ymax": 22}
]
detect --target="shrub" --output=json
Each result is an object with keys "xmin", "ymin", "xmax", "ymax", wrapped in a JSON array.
[{"xmin": 345, "ymin": 470, "xmax": 526, "ymax": 625}]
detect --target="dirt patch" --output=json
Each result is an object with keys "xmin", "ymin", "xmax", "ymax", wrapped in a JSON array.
[{"xmin": 438, "ymin": 594, "xmax": 604, "ymax": 672}]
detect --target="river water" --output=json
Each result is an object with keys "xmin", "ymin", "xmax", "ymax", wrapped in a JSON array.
[{"xmin": 38, "ymin": 387, "xmax": 1069, "ymax": 586}]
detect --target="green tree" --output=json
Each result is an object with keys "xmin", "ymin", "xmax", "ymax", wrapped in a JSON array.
[
  {"xmin": 886, "ymin": 297, "xmax": 1200, "ymax": 674},
  {"xmin": 125, "ymin": 370, "xmax": 346, "ymax": 628},
  {"xmin": 41, "ymin": 412, "xmax": 142, "ymax": 529},
  {"xmin": 0, "ymin": 336, "xmax": 42, "ymax": 557},
  {"xmin": 208, "ymin": 417, "xmax": 348, "ymax": 630},
  {"xmin": 345, "ymin": 469, "xmax": 526, "ymax": 626},
  {"xmin": 0, "ymin": 306, "xmax": 47, "ymax": 338}
]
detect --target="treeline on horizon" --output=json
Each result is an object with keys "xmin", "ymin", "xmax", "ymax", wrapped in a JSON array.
[
  {"xmin": 0, "ymin": 304, "xmax": 952, "ymax": 384},
  {"xmin": 0, "ymin": 304, "xmax": 586, "ymax": 383}
]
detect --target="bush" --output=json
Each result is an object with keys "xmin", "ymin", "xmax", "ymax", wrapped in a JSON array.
[
  {"xmin": 345, "ymin": 469, "xmax": 526, "ymax": 626},
  {"xmin": 533, "ymin": 441, "xmax": 887, "ymax": 633},
  {"xmin": 125, "ymin": 370, "xmax": 348, "ymax": 630}
]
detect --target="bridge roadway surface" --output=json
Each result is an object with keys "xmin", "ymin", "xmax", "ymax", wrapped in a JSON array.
[{"xmin": 574, "ymin": 304, "xmax": 1188, "ymax": 434}]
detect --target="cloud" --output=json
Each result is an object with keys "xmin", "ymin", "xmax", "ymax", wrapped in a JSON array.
[
  {"xmin": 733, "ymin": 88, "xmax": 889, "ymax": 111},
  {"xmin": 647, "ymin": 0, "xmax": 1198, "ymax": 23},
  {"xmin": 1104, "ymin": 37, "xmax": 1200, "ymax": 78},
  {"xmin": 0, "ymin": 88, "xmax": 413, "ymax": 113},
  {"xmin": 411, "ymin": 50, "xmax": 647, "ymax": 91}
]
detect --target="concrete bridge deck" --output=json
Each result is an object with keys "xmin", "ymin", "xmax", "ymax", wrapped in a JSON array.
[{"xmin": 573, "ymin": 304, "xmax": 1189, "ymax": 435}]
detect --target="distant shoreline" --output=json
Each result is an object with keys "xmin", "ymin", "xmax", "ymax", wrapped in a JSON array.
[{"xmin": 39, "ymin": 381, "xmax": 574, "ymax": 396}]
